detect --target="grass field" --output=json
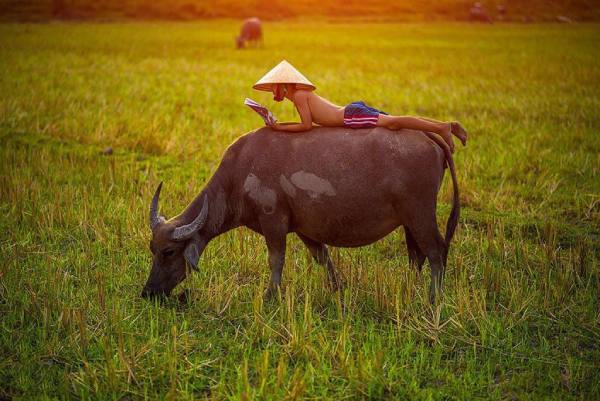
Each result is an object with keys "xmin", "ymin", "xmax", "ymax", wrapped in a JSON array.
[{"xmin": 1, "ymin": 21, "xmax": 599, "ymax": 400}]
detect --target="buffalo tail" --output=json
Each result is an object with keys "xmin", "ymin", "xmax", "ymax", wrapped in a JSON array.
[{"xmin": 422, "ymin": 132, "xmax": 460, "ymax": 261}]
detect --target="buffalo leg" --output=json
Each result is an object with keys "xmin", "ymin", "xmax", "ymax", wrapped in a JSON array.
[
  {"xmin": 296, "ymin": 233, "xmax": 341, "ymax": 291},
  {"xmin": 260, "ymin": 215, "xmax": 289, "ymax": 298},
  {"xmin": 404, "ymin": 226, "xmax": 426, "ymax": 272},
  {"xmin": 407, "ymin": 217, "xmax": 446, "ymax": 304}
]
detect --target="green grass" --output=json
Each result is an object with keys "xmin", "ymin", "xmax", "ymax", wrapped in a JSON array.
[{"xmin": 1, "ymin": 21, "xmax": 599, "ymax": 400}]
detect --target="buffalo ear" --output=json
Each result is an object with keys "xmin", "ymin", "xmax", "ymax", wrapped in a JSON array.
[{"xmin": 184, "ymin": 242, "xmax": 200, "ymax": 271}]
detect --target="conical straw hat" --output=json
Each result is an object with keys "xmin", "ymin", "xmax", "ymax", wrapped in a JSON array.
[{"xmin": 253, "ymin": 60, "xmax": 316, "ymax": 92}]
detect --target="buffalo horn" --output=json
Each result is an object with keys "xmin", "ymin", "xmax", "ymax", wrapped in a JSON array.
[
  {"xmin": 172, "ymin": 196, "xmax": 209, "ymax": 240},
  {"xmin": 149, "ymin": 182, "xmax": 166, "ymax": 230}
]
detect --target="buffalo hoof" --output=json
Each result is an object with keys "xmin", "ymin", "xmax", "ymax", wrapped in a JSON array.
[
  {"xmin": 429, "ymin": 286, "xmax": 444, "ymax": 306},
  {"xmin": 329, "ymin": 277, "xmax": 344, "ymax": 293},
  {"xmin": 263, "ymin": 285, "xmax": 284, "ymax": 301},
  {"xmin": 327, "ymin": 269, "xmax": 346, "ymax": 292},
  {"xmin": 177, "ymin": 289, "xmax": 192, "ymax": 304}
]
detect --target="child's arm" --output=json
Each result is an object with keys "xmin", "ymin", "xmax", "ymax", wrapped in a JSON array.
[{"xmin": 270, "ymin": 91, "xmax": 313, "ymax": 132}]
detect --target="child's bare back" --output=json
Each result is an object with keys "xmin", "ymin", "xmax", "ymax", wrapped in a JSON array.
[{"xmin": 297, "ymin": 90, "xmax": 344, "ymax": 127}]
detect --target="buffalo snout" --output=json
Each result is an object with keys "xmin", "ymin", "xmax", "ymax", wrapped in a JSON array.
[
  {"xmin": 141, "ymin": 285, "xmax": 171, "ymax": 299},
  {"xmin": 141, "ymin": 286, "xmax": 157, "ymax": 298}
]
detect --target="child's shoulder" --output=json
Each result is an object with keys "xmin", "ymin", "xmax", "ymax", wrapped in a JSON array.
[
  {"xmin": 292, "ymin": 89, "xmax": 313, "ymax": 101},
  {"xmin": 293, "ymin": 89, "xmax": 313, "ymax": 103}
]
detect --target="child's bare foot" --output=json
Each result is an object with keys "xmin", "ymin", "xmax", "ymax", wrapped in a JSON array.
[
  {"xmin": 438, "ymin": 123, "xmax": 455, "ymax": 153},
  {"xmin": 451, "ymin": 122, "xmax": 468, "ymax": 146}
]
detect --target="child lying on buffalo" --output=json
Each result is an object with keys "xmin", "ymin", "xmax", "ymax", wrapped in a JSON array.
[{"xmin": 253, "ymin": 60, "xmax": 467, "ymax": 152}]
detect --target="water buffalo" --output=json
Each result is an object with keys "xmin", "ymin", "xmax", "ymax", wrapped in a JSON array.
[
  {"xmin": 236, "ymin": 17, "xmax": 262, "ymax": 49},
  {"xmin": 469, "ymin": 2, "xmax": 493, "ymax": 23},
  {"xmin": 143, "ymin": 127, "xmax": 459, "ymax": 303}
]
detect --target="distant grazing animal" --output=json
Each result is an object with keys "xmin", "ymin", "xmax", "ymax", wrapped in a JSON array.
[
  {"xmin": 496, "ymin": 4, "xmax": 507, "ymax": 21},
  {"xmin": 236, "ymin": 17, "xmax": 262, "ymax": 49},
  {"xmin": 142, "ymin": 127, "xmax": 460, "ymax": 304},
  {"xmin": 469, "ymin": 2, "xmax": 493, "ymax": 23}
]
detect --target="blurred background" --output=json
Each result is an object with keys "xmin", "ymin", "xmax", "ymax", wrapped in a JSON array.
[{"xmin": 0, "ymin": 0, "xmax": 597, "ymax": 22}]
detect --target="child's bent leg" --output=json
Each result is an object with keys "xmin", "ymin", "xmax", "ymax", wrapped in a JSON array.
[
  {"xmin": 418, "ymin": 116, "xmax": 445, "ymax": 125},
  {"xmin": 377, "ymin": 115, "xmax": 455, "ymax": 152},
  {"xmin": 378, "ymin": 115, "xmax": 441, "ymax": 131},
  {"xmin": 450, "ymin": 122, "xmax": 468, "ymax": 146},
  {"xmin": 421, "ymin": 117, "xmax": 468, "ymax": 146}
]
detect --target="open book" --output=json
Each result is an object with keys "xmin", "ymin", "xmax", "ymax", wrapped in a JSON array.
[{"xmin": 244, "ymin": 98, "xmax": 277, "ymax": 125}]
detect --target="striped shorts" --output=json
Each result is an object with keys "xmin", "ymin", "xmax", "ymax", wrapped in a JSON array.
[{"xmin": 343, "ymin": 101, "xmax": 388, "ymax": 128}]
